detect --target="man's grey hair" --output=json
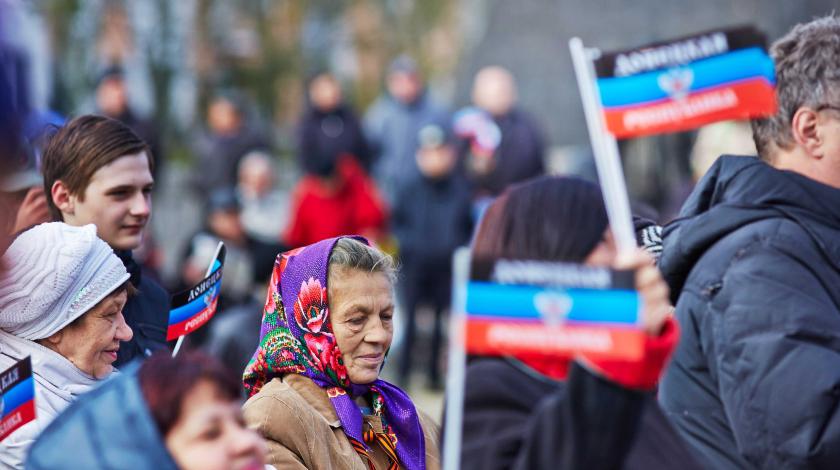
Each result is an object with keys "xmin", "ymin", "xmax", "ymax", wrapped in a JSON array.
[
  {"xmin": 751, "ymin": 15, "xmax": 840, "ymax": 161},
  {"xmin": 328, "ymin": 237, "xmax": 397, "ymax": 285}
]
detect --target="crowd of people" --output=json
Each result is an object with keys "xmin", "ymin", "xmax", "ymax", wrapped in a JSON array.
[{"xmin": 1, "ymin": 10, "xmax": 840, "ymax": 470}]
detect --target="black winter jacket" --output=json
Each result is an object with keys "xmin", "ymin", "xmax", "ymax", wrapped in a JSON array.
[
  {"xmin": 114, "ymin": 251, "xmax": 171, "ymax": 367},
  {"xmin": 459, "ymin": 109, "xmax": 545, "ymax": 197},
  {"xmin": 392, "ymin": 173, "xmax": 473, "ymax": 269},
  {"xmin": 298, "ymin": 105, "xmax": 371, "ymax": 175},
  {"xmin": 460, "ymin": 357, "xmax": 700, "ymax": 470},
  {"xmin": 658, "ymin": 156, "xmax": 840, "ymax": 469}
]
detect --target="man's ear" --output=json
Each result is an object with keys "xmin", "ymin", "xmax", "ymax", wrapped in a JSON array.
[
  {"xmin": 791, "ymin": 106, "xmax": 823, "ymax": 159},
  {"xmin": 51, "ymin": 180, "xmax": 75, "ymax": 216}
]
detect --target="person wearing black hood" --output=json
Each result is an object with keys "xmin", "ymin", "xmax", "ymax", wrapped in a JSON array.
[
  {"xmin": 658, "ymin": 16, "xmax": 840, "ymax": 469},
  {"xmin": 297, "ymin": 72, "xmax": 371, "ymax": 174},
  {"xmin": 41, "ymin": 115, "xmax": 171, "ymax": 367}
]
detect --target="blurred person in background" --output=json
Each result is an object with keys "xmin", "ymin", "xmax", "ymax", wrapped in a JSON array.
[
  {"xmin": 1, "ymin": 155, "xmax": 49, "ymax": 236},
  {"xmin": 284, "ymin": 153, "xmax": 387, "ymax": 248},
  {"xmin": 688, "ymin": 120, "xmax": 756, "ymax": 181},
  {"xmin": 458, "ymin": 176, "xmax": 698, "ymax": 470},
  {"xmin": 0, "ymin": 223, "xmax": 133, "ymax": 467},
  {"xmin": 238, "ymin": 150, "xmax": 288, "ymax": 246},
  {"xmin": 242, "ymin": 237, "xmax": 440, "ymax": 469},
  {"xmin": 298, "ymin": 72, "xmax": 371, "ymax": 175},
  {"xmin": 191, "ymin": 92, "xmax": 268, "ymax": 199},
  {"xmin": 95, "ymin": 66, "xmax": 163, "ymax": 183},
  {"xmin": 458, "ymin": 66, "xmax": 545, "ymax": 201},
  {"xmin": 27, "ymin": 350, "xmax": 268, "ymax": 470},
  {"xmin": 204, "ymin": 262, "xmax": 274, "ymax": 380},
  {"xmin": 392, "ymin": 123, "xmax": 473, "ymax": 389},
  {"xmin": 8, "ymin": 110, "xmax": 67, "ymax": 236},
  {"xmin": 179, "ymin": 189, "xmax": 255, "ymax": 315},
  {"xmin": 237, "ymin": 150, "xmax": 289, "ymax": 278},
  {"xmin": 364, "ymin": 55, "xmax": 448, "ymax": 204},
  {"xmin": 0, "ymin": 0, "xmax": 32, "ymax": 260},
  {"xmin": 41, "ymin": 115, "xmax": 170, "ymax": 366}
]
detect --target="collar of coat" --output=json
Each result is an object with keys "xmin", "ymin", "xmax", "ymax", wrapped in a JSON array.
[{"xmin": 281, "ymin": 374, "xmax": 386, "ymax": 433}]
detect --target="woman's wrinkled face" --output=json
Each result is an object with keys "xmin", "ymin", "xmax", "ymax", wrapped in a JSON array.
[
  {"xmin": 584, "ymin": 228, "xmax": 618, "ymax": 267},
  {"xmin": 165, "ymin": 380, "xmax": 266, "ymax": 470},
  {"xmin": 329, "ymin": 268, "xmax": 395, "ymax": 384},
  {"xmin": 42, "ymin": 290, "xmax": 132, "ymax": 379}
]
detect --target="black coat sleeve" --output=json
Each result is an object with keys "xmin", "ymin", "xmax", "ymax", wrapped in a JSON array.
[
  {"xmin": 511, "ymin": 362, "xmax": 645, "ymax": 470},
  {"xmin": 460, "ymin": 357, "xmax": 700, "ymax": 470}
]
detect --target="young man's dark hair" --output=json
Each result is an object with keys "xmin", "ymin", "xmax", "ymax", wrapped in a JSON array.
[
  {"xmin": 658, "ymin": 15, "xmax": 840, "ymax": 469},
  {"xmin": 40, "ymin": 114, "xmax": 169, "ymax": 366},
  {"xmin": 42, "ymin": 115, "xmax": 153, "ymax": 221}
]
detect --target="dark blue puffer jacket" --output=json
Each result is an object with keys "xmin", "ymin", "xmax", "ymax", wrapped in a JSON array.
[
  {"xmin": 25, "ymin": 365, "xmax": 178, "ymax": 470},
  {"xmin": 658, "ymin": 156, "xmax": 840, "ymax": 469}
]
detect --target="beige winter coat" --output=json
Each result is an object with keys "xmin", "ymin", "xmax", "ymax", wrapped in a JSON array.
[{"xmin": 243, "ymin": 374, "xmax": 441, "ymax": 470}]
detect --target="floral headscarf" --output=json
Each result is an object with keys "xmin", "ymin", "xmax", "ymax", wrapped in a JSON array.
[{"xmin": 243, "ymin": 237, "xmax": 425, "ymax": 470}]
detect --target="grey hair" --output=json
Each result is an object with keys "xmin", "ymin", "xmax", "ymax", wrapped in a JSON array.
[
  {"xmin": 751, "ymin": 15, "xmax": 840, "ymax": 161},
  {"xmin": 328, "ymin": 238, "xmax": 397, "ymax": 285},
  {"xmin": 238, "ymin": 150, "xmax": 274, "ymax": 173}
]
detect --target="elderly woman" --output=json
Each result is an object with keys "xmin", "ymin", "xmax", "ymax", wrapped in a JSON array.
[
  {"xmin": 0, "ymin": 222, "xmax": 133, "ymax": 467},
  {"xmin": 242, "ymin": 236, "xmax": 440, "ymax": 469}
]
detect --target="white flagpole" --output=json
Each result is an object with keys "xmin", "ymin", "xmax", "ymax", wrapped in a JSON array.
[
  {"xmin": 442, "ymin": 248, "xmax": 470, "ymax": 470},
  {"xmin": 569, "ymin": 38, "xmax": 637, "ymax": 256},
  {"xmin": 172, "ymin": 241, "xmax": 224, "ymax": 357}
]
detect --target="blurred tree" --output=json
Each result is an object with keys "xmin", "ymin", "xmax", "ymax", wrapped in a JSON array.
[{"xmin": 37, "ymin": 0, "xmax": 464, "ymax": 151}]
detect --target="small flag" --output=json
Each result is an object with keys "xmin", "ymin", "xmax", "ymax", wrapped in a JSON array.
[
  {"xmin": 453, "ymin": 107, "xmax": 502, "ymax": 158},
  {"xmin": 0, "ymin": 357, "xmax": 35, "ymax": 442},
  {"xmin": 594, "ymin": 26, "xmax": 777, "ymax": 138},
  {"xmin": 167, "ymin": 246, "xmax": 226, "ymax": 341},
  {"xmin": 464, "ymin": 258, "xmax": 646, "ymax": 360}
]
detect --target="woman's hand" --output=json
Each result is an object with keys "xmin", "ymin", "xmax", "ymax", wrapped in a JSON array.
[{"xmin": 614, "ymin": 248, "xmax": 672, "ymax": 336}]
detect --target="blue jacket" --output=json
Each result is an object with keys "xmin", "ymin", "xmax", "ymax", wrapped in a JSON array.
[
  {"xmin": 658, "ymin": 156, "xmax": 840, "ymax": 469},
  {"xmin": 26, "ymin": 365, "xmax": 178, "ymax": 470},
  {"xmin": 363, "ymin": 92, "xmax": 448, "ymax": 203}
]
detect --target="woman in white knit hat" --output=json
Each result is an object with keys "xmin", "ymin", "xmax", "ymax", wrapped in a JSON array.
[{"xmin": 0, "ymin": 222, "xmax": 134, "ymax": 468}]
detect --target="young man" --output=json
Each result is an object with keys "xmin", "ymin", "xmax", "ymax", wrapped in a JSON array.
[
  {"xmin": 658, "ymin": 16, "xmax": 840, "ymax": 469},
  {"xmin": 42, "ymin": 114, "xmax": 169, "ymax": 366}
]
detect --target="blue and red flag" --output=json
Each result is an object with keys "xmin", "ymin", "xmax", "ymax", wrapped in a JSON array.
[
  {"xmin": 167, "ymin": 247, "xmax": 226, "ymax": 341},
  {"xmin": 464, "ymin": 258, "xmax": 646, "ymax": 360},
  {"xmin": 593, "ymin": 26, "xmax": 777, "ymax": 138},
  {"xmin": 0, "ymin": 357, "xmax": 35, "ymax": 442}
]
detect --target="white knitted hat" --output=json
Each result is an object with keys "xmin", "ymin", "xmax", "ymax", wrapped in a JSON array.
[{"xmin": 0, "ymin": 222, "xmax": 130, "ymax": 340}]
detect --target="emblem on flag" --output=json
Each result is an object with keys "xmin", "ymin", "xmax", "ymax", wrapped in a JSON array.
[
  {"xmin": 593, "ymin": 26, "xmax": 777, "ymax": 138},
  {"xmin": 533, "ymin": 291, "xmax": 573, "ymax": 328},
  {"xmin": 657, "ymin": 68, "xmax": 694, "ymax": 100},
  {"xmin": 167, "ymin": 247, "xmax": 226, "ymax": 341},
  {"xmin": 464, "ymin": 258, "xmax": 645, "ymax": 360}
]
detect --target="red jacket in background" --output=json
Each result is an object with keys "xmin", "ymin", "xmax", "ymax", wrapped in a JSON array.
[{"xmin": 285, "ymin": 156, "xmax": 387, "ymax": 248}]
